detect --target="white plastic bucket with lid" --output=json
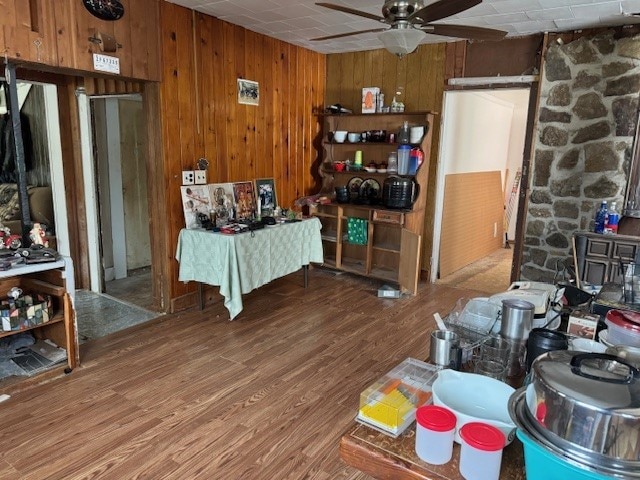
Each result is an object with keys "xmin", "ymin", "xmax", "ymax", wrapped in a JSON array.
[
  {"xmin": 415, "ymin": 405, "xmax": 457, "ymax": 465},
  {"xmin": 459, "ymin": 422, "xmax": 505, "ymax": 480}
]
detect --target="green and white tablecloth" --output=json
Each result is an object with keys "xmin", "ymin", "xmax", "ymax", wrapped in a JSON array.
[{"xmin": 175, "ymin": 218, "xmax": 324, "ymax": 319}]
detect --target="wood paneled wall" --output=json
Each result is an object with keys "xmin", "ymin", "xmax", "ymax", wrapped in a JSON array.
[
  {"xmin": 160, "ymin": 3, "xmax": 326, "ymax": 307},
  {"xmin": 0, "ymin": 0, "xmax": 161, "ymax": 81},
  {"xmin": 325, "ymin": 45, "xmax": 447, "ymax": 276}
]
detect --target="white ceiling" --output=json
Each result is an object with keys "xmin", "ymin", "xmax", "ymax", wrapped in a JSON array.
[{"xmin": 165, "ymin": 0, "xmax": 640, "ymax": 54}]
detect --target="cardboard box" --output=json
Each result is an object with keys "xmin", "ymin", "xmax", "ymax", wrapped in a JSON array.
[
  {"xmin": 567, "ymin": 310, "xmax": 599, "ymax": 340},
  {"xmin": 362, "ymin": 87, "xmax": 380, "ymax": 114},
  {"xmin": 378, "ymin": 285, "xmax": 401, "ymax": 298}
]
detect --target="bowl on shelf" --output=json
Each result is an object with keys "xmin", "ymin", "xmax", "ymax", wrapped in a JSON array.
[
  {"xmin": 334, "ymin": 162, "xmax": 346, "ymax": 172},
  {"xmin": 348, "ymin": 132, "xmax": 361, "ymax": 143},
  {"xmin": 333, "ymin": 131, "xmax": 348, "ymax": 143}
]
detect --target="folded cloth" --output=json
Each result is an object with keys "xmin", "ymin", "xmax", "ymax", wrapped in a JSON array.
[{"xmin": 347, "ymin": 217, "xmax": 368, "ymax": 245}]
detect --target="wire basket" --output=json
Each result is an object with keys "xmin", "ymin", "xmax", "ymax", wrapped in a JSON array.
[
  {"xmin": 622, "ymin": 261, "xmax": 640, "ymax": 305},
  {"xmin": 443, "ymin": 313, "xmax": 495, "ymax": 366}
]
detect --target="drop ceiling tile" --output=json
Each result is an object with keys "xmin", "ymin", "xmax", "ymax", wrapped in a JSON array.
[
  {"xmin": 572, "ymin": 1, "xmax": 623, "ymax": 16},
  {"xmin": 527, "ymin": 7, "xmax": 575, "ymax": 20},
  {"xmin": 622, "ymin": 0, "xmax": 640, "ymax": 11},
  {"xmin": 489, "ymin": 0, "xmax": 543, "ymax": 13}
]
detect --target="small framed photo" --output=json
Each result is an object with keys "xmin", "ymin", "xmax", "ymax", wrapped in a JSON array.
[
  {"xmin": 238, "ymin": 79, "xmax": 259, "ymax": 106},
  {"xmin": 181, "ymin": 185, "xmax": 212, "ymax": 229},
  {"xmin": 255, "ymin": 178, "xmax": 277, "ymax": 215},
  {"xmin": 232, "ymin": 181, "xmax": 257, "ymax": 219}
]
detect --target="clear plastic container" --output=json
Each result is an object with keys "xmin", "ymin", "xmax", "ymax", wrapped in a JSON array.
[
  {"xmin": 459, "ymin": 422, "xmax": 505, "ymax": 480},
  {"xmin": 605, "ymin": 309, "xmax": 640, "ymax": 347},
  {"xmin": 387, "ymin": 151, "xmax": 398, "ymax": 173},
  {"xmin": 357, "ymin": 358, "xmax": 438, "ymax": 437},
  {"xmin": 397, "ymin": 145, "xmax": 411, "ymax": 175},
  {"xmin": 415, "ymin": 405, "xmax": 457, "ymax": 465}
]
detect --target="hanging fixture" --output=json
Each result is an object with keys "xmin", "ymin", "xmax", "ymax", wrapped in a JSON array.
[
  {"xmin": 312, "ymin": 0, "xmax": 506, "ymax": 57},
  {"xmin": 378, "ymin": 24, "xmax": 427, "ymax": 57}
]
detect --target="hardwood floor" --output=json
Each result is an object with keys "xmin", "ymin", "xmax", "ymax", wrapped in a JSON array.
[{"xmin": 0, "ymin": 269, "xmax": 481, "ymax": 480}]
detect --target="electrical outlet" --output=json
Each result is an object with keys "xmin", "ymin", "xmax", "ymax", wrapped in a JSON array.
[
  {"xmin": 194, "ymin": 170, "xmax": 207, "ymax": 184},
  {"xmin": 182, "ymin": 170, "xmax": 194, "ymax": 185}
]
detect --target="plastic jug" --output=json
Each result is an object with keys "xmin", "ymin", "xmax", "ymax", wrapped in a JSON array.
[{"xmin": 397, "ymin": 144, "xmax": 411, "ymax": 175}]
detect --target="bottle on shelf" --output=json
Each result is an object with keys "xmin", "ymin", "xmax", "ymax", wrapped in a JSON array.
[
  {"xmin": 387, "ymin": 151, "xmax": 398, "ymax": 173},
  {"xmin": 398, "ymin": 121, "xmax": 410, "ymax": 144},
  {"xmin": 594, "ymin": 200, "xmax": 608, "ymax": 234},
  {"xmin": 605, "ymin": 201, "xmax": 619, "ymax": 234}
]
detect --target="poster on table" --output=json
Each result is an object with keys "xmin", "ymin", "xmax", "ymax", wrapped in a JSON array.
[
  {"xmin": 180, "ymin": 185, "xmax": 212, "ymax": 229},
  {"xmin": 208, "ymin": 183, "xmax": 236, "ymax": 226},
  {"xmin": 232, "ymin": 181, "xmax": 257, "ymax": 219}
]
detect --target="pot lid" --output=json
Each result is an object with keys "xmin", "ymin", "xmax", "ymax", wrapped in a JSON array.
[
  {"xmin": 530, "ymin": 351, "xmax": 640, "ymax": 411},
  {"xmin": 509, "ymin": 389, "xmax": 640, "ymax": 478}
]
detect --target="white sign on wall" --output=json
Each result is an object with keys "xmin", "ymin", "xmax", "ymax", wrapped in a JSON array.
[{"xmin": 93, "ymin": 53, "xmax": 120, "ymax": 74}]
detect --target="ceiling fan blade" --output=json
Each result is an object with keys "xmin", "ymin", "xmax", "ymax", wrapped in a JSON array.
[
  {"xmin": 410, "ymin": 0, "xmax": 482, "ymax": 23},
  {"xmin": 425, "ymin": 23, "xmax": 507, "ymax": 41},
  {"xmin": 311, "ymin": 28, "xmax": 388, "ymax": 41},
  {"xmin": 315, "ymin": 3, "xmax": 385, "ymax": 22}
]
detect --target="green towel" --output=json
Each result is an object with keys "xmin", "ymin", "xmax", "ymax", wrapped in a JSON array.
[{"xmin": 347, "ymin": 217, "xmax": 368, "ymax": 245}]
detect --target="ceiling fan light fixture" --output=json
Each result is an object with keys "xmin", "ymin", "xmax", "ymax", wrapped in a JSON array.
[{"xmin": 378, "ymin": 28, "xmax": 426, "ymax": 57}]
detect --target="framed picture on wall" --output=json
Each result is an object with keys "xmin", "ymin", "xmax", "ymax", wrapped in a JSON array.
[
  {"xmin": 232, "ymin": 181, "xmax": 257, "ymax": 219},
  {"xmin": 255, "ymin": 178, "xmax": 277, "ymax": 216},
  {"xmin": 180, "ymin": 185, "xmax": 212, "ymax": 229},
  {"xmin": 208, "ymin": 183, "xmax": 236, "ymax": 226},
  {"xmin": 237, "ymin": 79, "xmax": 259, "ymax": 106}
]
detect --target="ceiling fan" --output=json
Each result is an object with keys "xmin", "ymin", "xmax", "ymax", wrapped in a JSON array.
[{"xmin": 312, "ymin": 0, "xmax": 507, "ymax": 56}]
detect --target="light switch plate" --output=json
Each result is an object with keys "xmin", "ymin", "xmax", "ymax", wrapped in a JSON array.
[
  {"xmin": 182, "ymin": 171, "xmax": 194, "ymax": 185},
  {"xmin": 194, "ymin": 170, "xmax": 207, "ymax": 184}
]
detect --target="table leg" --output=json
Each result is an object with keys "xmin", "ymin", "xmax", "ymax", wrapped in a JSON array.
[
  {"xmin": 303, "ymin": 265, "xmax": 308, "ymax": 288},
  {"xmin": 198, "ymin": 282, "xmax": 204, "ymax": 310}
]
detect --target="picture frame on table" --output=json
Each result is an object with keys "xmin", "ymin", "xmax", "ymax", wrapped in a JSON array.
[
  {"xmin": 254, "ymin": 178, "xmax": 277, "ymax": 216},
  {"xmin": 232, "ymin": 181, "xmax": 257, "ymax": 219},
  {"xmin": 181, "ymin": 185, "xmax": 212, "ymax": 229},
  {"xmin": 209, "ymin": 183, "xmax": 236, "ymax": 226}
]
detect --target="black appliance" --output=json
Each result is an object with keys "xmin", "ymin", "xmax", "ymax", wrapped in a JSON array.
[{"xmin": 382, "ymin": 176, "xmax": 419, "ymax": 209}]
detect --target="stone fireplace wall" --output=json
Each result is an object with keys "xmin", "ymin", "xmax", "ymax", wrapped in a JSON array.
[{"xmin": 521, "ymin": 32, "xmax": 640, "ymax": 282}]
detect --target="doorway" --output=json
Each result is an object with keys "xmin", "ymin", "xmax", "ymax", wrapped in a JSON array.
[
  {"xmin": 433, "ymin": 88, "xmax": 531, "ymax": 295},
  {"xmin": 76, "ymin": 93, "xmax": 160, "ymax": 342}
]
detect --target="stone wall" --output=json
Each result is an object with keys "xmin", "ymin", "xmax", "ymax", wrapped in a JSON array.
[{"xmin": 521, "ymin": 32, "xmax": 640, "ymax": 282}]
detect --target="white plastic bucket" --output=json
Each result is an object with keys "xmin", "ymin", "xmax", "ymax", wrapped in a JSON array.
[
  {"xmin": 459, "ymin": 422, "xmax": 505, "ymax": 480},
  {"xmin": 415, "ymin": 405, "xmax": 457, "ymax": 465}
]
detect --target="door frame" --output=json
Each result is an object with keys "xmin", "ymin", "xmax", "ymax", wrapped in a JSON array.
[
  {"xmin": 431, "ymin": 80, "xmax": 540, "ymax": 283},
  {"xmin": 78, "ymin": 92, "xmax": 145, "ymax": 293}
]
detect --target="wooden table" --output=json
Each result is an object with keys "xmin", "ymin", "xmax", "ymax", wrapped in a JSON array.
[{"xmin": 340, "ymin": 422, "xmax": 526, "ymax": 480}]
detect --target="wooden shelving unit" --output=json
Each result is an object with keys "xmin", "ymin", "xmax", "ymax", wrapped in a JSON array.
[
  {"xmin": 0, "ymin": 259, "xmax": 78, "ymax": 375},
  {"xmin": 312, "ymin": 111, "xmax": 434, "ymax": 294}
]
